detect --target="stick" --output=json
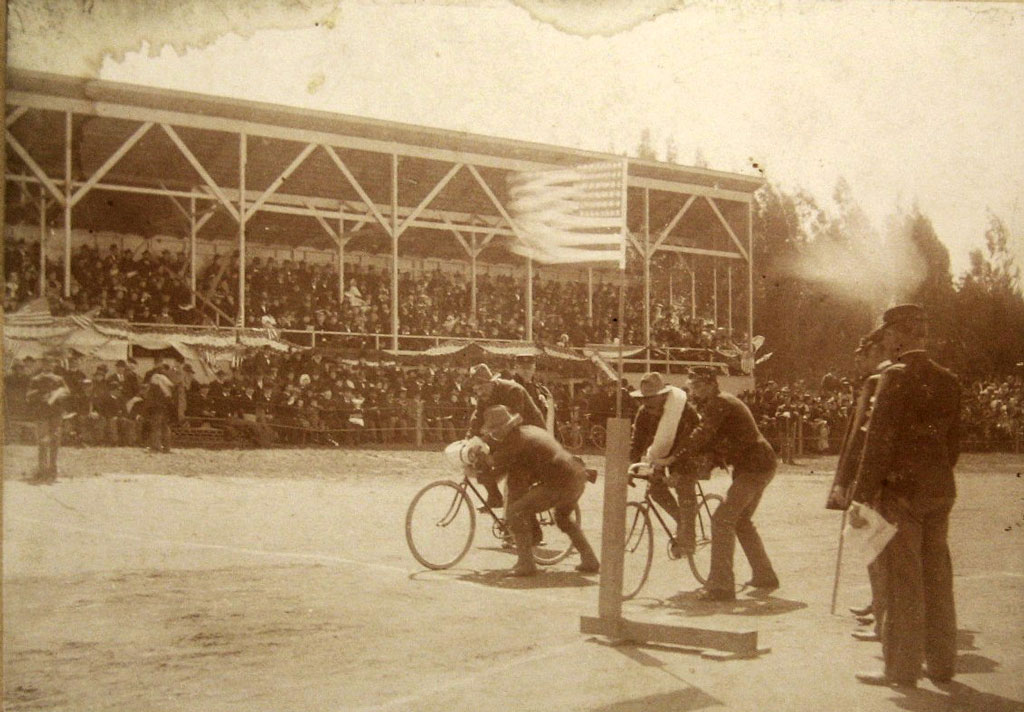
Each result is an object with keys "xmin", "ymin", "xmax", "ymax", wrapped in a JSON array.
[{"xmin": 829, "ymin": 509, "xmax": 847, "ymax": 615}]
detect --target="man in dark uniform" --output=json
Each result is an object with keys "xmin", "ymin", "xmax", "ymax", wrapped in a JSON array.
[
  {"xmin": 26, "ymin": 351, "xmax": 71, "ymax": 483},
  {"xmin": 465, "ymin": 363, "xmax": 545, "ymax": 508},
  {"xmin": 478, "ymin": 405, "xmax": 599, "ymax": 577},
  {"xmin": 511, "ymin": 353, "xmax": 553, "ymax": 432},
  {"xmin": 684, "ymin": 367, "xmax": 779, "ymax": 601},
  {"xmin": 852, "ymin": 304, "xmax": 960, "ymax": 688}
]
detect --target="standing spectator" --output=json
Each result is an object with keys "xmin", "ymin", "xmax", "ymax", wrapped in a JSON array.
[
  {"xmin": 144, "ymin": 363, "xmax": 176, "ymax": 453},
  {"xmin": 26, "ymin": 352, "xmax": 70, "ymax": 482},
  {"xmin": 852, "ymin": 305, "xmax": 960, "ymax": 688}
]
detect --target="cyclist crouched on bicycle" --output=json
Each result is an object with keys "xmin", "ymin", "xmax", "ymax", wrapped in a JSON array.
[
  {"xmin": 629, "ymin": 371, "xmax": 705, "ymax": 556},
  {"xmin": 465, "ymin": 363, "xmax": 546, "ymax": 509},
  {"xmin": 479, "ymin": 405, "xmax": 600, "ymax": 578}
]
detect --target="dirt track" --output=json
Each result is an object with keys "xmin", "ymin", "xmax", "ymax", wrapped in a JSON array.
[{"xmin": 3, "ymin": 445, "xmax": 1023, "ymax": 711}]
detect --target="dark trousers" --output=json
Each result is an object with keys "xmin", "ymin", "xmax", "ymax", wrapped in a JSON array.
[
  {"xmin": 35, "ymin": 414, "xmax": 62, "ymax": 477},
  {"xmin": 706, "ymin": 467, "xmax": 777, "ymax": 591},
  {"xmin": 148, "ymin": 407, "xmax": 171, "ymax": 452},
  {"xmin": 878, "ymin": 495, "xmax": 957, "ymax": 682},
  {"xmin": 506, "ymin": 469, "xmax": 598, "ymax": 571}
]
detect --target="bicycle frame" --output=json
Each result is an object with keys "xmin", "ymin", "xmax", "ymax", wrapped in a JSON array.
[{"xmin": 629, "ymin": 471, "xmax": 713, "ymax": 553}]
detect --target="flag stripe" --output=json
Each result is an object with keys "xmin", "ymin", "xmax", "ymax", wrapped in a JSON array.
[{"xmin": 507, "ymin": 160, "xmax": 626, "ymax": 266}]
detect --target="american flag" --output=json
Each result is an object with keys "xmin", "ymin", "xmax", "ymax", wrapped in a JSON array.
[
  {"xmin": 506, "ymin": 160, "xmax": 627, "ymax": 267},
  {"xmin": 4, "ymin": 297, "xmax": 55, "ymax": 328}
]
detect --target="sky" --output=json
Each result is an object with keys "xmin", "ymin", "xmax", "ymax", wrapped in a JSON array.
[{"xmin": 8, "ymin": 0, "xmax": 1024, "ymax": 277}]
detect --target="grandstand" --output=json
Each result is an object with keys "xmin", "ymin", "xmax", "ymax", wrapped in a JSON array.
[{"xmin": 4, "ymin": 69, "xmax": 763, "ymax": 388}]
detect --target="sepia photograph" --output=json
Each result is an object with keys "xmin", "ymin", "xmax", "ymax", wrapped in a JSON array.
[{"xmin": 3, "ymin": 1, "xmax": 1023, "ymax": 710}]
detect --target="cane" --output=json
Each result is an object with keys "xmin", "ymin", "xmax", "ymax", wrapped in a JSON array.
[{"xmin": 829, "ymin": 509, "xmax": 847, "ymax": 615}]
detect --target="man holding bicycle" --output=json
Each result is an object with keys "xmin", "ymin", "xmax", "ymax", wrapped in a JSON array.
[
  {"xmin": 685, "ymin": 367, "xmax": 780, "ymax": 602},
  {"xmin": 479, "ymin": 405, "xmax": 600, "ymax": 578}
]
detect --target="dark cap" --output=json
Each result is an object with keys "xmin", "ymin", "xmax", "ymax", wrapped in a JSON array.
[{"xmin": 688, "ymin": 366, "xmax": 720, "ymax": 382}]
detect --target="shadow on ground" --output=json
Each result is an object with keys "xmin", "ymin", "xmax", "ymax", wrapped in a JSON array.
[
  {"xmin": 637, "ymin": 587, "xmax": 808, "ymax": 618},
  {"xmin": 890, "ymin": 681, "xmax": 1024, "ymax": 712},
  {"xmin": 454, "ymin": 568, "xmax": 599, "ymax": 590}
]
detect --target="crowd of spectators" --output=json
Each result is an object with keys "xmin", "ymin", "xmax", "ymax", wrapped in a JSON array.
[
  {"xmin": 6, "ymin": 341, "xmax": 1020, "ymax": 454},
  {"xmin": 6, "ymin": 241, "xmax": 735, "ymax": 351}
]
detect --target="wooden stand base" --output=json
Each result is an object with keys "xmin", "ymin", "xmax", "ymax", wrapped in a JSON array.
[{"xmin": 580, "ymin": 615, "xmax": 765, "ymax": 659}]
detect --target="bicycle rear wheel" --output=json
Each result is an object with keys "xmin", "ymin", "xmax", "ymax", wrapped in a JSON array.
[
  {"xmin": 623, "ymin": 502, "xmax": 653, "ymax": 599},
  {"xmin": 589, "ymin": 424, "xmax": 606, "ymax": 449},
  {"xmin": 532, "ymin": 504, "xmax": 581, "ymax": 565},
  {"xmin": 405, "ymin": 480, "xmax": 476, "ymax": 570},
  {"xmin": 687, "ymin": 493, "xmax": 723, "ymax": 584}
]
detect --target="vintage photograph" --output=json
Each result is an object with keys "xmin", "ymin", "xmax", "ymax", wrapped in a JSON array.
[{"xmin": 3, "ymin": 1, "xmax": 1023, "ymax": 710}]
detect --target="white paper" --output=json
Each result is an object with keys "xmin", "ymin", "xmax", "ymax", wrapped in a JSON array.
[{"xmin": 845, "ymin": 502, "xmax": 897, "ymax": 564}]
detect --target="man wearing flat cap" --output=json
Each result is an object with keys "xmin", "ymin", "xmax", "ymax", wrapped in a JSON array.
[
  {"xmin": 683, "ymin": 366, "xmax": 780, "ymax": 601},
  {"xmin": 850, "ymin": 304, "xmax": 961, "ymax": 688},
  {"xmin": 465, "ymin": 363, "xmax": 546, "ymax": 509}
]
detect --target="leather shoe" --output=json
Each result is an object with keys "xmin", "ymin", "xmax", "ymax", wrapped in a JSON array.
[
  {"xmin": 745, "ymin": 577, "xmax": 780, "ymax": 590},
  {"xmin": 924, "ymin": 669, "xmax": 953, "ymax": 683},
  {"xmin": 855, "ymin": 671, "xmax": 916, "ymax": 688},
  {"xmin": 849, "ymin": 604, "xmax": 873, "ymax": 617},
  {"xmin": 484, "ymin": 494, "xmax": 504, "ymax": 509},
  {"xmin": 575, "ymin": 562, "xmax": 600, "ymax": 574},
  {"xmin": 852, "ymin": 630, "xmax": 881, "ymax": 642},
  {"xmin": 696, "ymin": 588, "xmax": 736, "ymax": 602}
]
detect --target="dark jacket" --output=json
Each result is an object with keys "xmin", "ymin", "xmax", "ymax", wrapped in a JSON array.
[
  {"xmin": 853, "ymin": 351, "xmax": 960, "ymax": 502},
  {"xmin": 467, "ymin": 378, "xmax": 546, "ymax": 436},
  {"xmin": 686, "ymin": 390, "xmax": 776, "ymax": 475},
  {"xmin": 490, "ymin": 424, "xmax": 584, "ymax": 490},
  {"xmin": 630, "ymin": 396, "xmax": 700, "ymax": 464}
]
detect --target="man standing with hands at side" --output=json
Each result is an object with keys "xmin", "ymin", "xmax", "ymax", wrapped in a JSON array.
[
  {"xmin": 684, "ymin": 367, "xmax": 780, "ymax": 602},
  {"xmin": 852, "ymin": 304, "xmax": 960, "ymax": 689}
]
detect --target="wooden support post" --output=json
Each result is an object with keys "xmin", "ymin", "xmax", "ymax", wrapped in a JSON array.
[
  {"xmin": 63, "ymin": 112, "xmax": 72, "ymax": 298},
  {"xmin": 238, "ymin": 132, "xmax": 247, "ymax": 327},
  {"xmin": 38, "ymin": 191, "xmax": 46, "ymax": 296},
  {"xmin": 391, "ymin": 154, "xmax": 399, "ymax": 351},
  {"xmin": 189, "ymin": 195, "xmax": 197, "ymax": 306},
  {"xmin": 525, "ymin": 257, "xmax": 533, "ymax": 342}
]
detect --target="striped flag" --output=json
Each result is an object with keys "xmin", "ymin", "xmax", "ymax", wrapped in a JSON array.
[
  {"xmin": 506, "ymin": 160, "xmax": 628, "ymax": 267},
  {"xmin": 5, "ymin": 297, "xmax": 54, "ymax": 327}
]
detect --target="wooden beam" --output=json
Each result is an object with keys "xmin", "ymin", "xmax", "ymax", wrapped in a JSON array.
[
  {"xmin": 323, "ymin": 144, "xmax": 394, "ymax": 238},
  {"xmin": 705, "ymin": 196, "xmax": 749, "ymax": 262},
  {"xmin": 70, "ymin": 121, "xmax": 153, "ymax": 206},
  {"xmin": 244, "ymin": 142, "xmax": 317, "ymax": 221},
  {"xmin": 396, "ymin": 162, "xmax": 462, "ymax": 237},
  {"xmin": 5, "ymin": 105, "xmax": 28, "ymax": 127},
  {"xmin": 650, "ymin": 244, "xmax": 744, "ymax": 260},
  {"xmin": 629, "ymin": 175, "xmax": 755, "ymax": 203},
  {"xmin": 161, "ymin": 123, "xmax": 240, "ymax": 222},
  {"xmin": 653, "ymin": 194, "xmax": 697, "ymax": 250},
  {"xmin": 579, "ymin": 616, "xmax": 760, "ymax": 657},
  {"xmin": 4, "ymin": 131, "xmax": 65, "ymax": 204}
]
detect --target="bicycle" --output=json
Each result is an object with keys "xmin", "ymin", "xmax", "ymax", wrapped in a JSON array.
[
  {"xmin": 405, "ymin": 469, "xmax": 581, "ymax": 570},
  {"xmin": 621, "ymin": 464, "xmax": 724, "ymax": 599}
]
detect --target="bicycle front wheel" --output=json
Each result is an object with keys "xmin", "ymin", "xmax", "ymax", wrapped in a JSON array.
[
  {"xmin": 687, "ymin": 493, "xmax": 723, "ymax": 584},
  {"xmin": 622, "ymin": 502, "xmax": 653, "ymax": 599},
  {"xmin": 532, "ymin": 504, "xmax": 581, "ymax": 566},
  {"xmin": 405, "ymin": 480, "xmax": 476, "ymax": 570}
]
